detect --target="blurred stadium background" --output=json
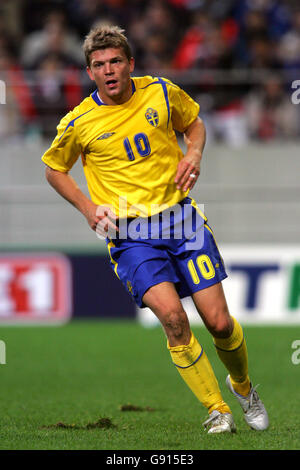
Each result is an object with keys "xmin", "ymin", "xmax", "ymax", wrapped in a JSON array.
[{"xmin": 0, "ymin": 0, "xmax": 300, "ymax": 326}]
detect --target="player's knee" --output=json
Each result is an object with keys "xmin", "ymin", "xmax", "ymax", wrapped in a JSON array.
[
  {"xmin": 163, "ymin": 307, "xmax": 190, "ymax": 342},
  {"xmin": 208, "ymin": 308, "xmax": 233, "ymax": 338}
]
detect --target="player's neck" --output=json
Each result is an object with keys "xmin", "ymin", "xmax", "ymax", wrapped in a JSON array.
[{"xmin": 97, "ymin": 82, "xmax": 133, "ymax": 106}]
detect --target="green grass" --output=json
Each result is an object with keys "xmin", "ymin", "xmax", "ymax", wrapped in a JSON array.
[{"xmin": 0, "ymin": 320, "xmax": 299, "ymax": 450}]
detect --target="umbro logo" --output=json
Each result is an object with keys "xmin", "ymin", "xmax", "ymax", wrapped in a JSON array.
[{"xmin": 97, "ymin": 132, "xmax": 116, "ymax": 140}]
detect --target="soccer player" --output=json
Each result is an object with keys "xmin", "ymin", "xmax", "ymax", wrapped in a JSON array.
[{"xmin": 41, "ymin": 25, "xmax": 269, "ymax": 434}]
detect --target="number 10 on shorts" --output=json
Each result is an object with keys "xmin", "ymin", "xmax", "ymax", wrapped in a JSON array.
[{"xmin": 187, "ymin": 255, "xmax": 216, "ymax": 284}]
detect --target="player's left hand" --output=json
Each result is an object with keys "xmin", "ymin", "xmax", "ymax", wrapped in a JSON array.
[{"xmin": 174, "ymin": 155, "xmax": 201, "ymax": 192}]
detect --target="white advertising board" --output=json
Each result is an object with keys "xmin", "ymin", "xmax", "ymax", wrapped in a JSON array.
[{"xmin": 138, "ymin": 245, "xmax": 300, "ymax": 326}]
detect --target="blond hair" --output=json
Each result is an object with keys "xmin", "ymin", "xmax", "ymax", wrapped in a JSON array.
[{"xmin": 83, "ymin": 25, "xmax": 132, "ymax": 66}]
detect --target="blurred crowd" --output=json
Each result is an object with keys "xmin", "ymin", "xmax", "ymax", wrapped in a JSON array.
[{"xmin": 0, "ymin": 0, "xmax": 300, "ymax": 144}]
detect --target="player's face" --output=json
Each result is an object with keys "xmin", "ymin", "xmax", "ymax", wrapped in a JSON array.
[{"xmin": 87, "ymin": 48, "xmax": 135, "ymax": 105}]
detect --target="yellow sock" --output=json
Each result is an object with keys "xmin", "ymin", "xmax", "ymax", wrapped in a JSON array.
[
  {"xmin": 213, "ymin": 316, "xmax": 250, "ymax": 397},
  {"xmin": 168, "ymin": 332, "xmax": 231, "ymax": 414}
]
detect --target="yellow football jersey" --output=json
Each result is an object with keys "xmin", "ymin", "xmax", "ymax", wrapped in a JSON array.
[{"xmin": 41, "ymin": 76, "xmax": 200, "ymax": 217}]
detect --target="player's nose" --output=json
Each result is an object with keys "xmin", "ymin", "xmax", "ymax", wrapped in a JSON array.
[{"xmin": 104, "ymin": 62, "xmax": 113, "ymax": 75}]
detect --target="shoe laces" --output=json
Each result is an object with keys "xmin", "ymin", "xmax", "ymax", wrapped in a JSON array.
[
  {"xmin": 247, "ymin": 384, "xmax": 262, "ymax": 415},
  {"xmin": 203, "ymin": 411, "xmax": 224, "ymax": 429}
]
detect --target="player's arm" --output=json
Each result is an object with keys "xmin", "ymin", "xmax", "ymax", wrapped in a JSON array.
[
  {"xmin": 45, "ymin": 166, "xmax": 118, "ymax": 234},
  {"xmin": 174, "ymin": 116, "xmax": 206, "ymax": 191}
]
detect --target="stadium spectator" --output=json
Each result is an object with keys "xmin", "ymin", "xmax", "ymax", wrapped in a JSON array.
[
  {"xmin": 244, "ymin": 75, "xmax": 300, "ymax": 140},
  {"xmin": 128, "ymin": 0, "xmax": 179, "ymax": 70},
  {"xmin": 65, "ymin": 0, "xmax": 135, "ymax": 37},
  {"xmin": 232, "ymin": 0, "xmax": 291, "ymax": 40},
  {"xmin": 172, "ymin": 9, "xmax": 248, "ymax": 146},
  {"xmin": 172, "ymin": 10, "xmax": 216, "ymax": 70},
  {"xmin": 0, "ymin": 44, "xmax": 36, "ymax": 139},
  {"xmin": 234, "ymin": 9, "xmax": 268, "ymax": 65},
  {"xmin": 32, "ymin": 52, "xmax": 82, "ymax": 140},
  {"xmin": 137, "ymin": 31, "xmax": 173, "ymax": 70},
  {"xmin": 247, "ymin": 37, "xmax": 281, "ymax": 70},
  {"xmin": 277, "ymin": 9, "xmax": 300, "ymax": 75},
  {"xmin": 21, "ymin": 9, "xmax": 84, "ymax": 69}
]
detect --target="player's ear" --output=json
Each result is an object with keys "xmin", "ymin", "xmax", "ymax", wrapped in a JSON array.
[
  {"xmin": 86, "ymin": 66, "xmax": 94, "ymax": 81},
  {"xmin": 129, "ymin": 57, "xmax": 135, "ymax": 73}
]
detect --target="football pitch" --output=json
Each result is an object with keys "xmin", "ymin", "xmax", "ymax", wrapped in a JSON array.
[{"xmin": 0, "ymin": 320, "xmax": 299, "ymax": 451}]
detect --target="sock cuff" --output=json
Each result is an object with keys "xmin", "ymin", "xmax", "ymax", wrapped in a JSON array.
[
  {"xmin": 168, "ymin": 332, "xmax": 203, "ymax": 368},
  {"xmin": 167, "ymin": 330, "xmax": 194, "ymax": 351},
  {"xmin": 213, "ymin": 316, "xmax": 244, "ymax": 352}
]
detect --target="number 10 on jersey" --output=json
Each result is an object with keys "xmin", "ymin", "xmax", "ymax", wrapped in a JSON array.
[{"xmin": 123, "ymin": 133, "xmax": 151, "ymax": 160}]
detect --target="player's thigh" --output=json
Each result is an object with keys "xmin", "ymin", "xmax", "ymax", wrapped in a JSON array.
[
  {"xmin": 142, "ymin": 281, "xmax": 185, "ymax": 321},
  {"xmin": 192, "ymin": 282, "xmax": 233, "ymax": 338},
  {"xmin": 142, "ymin": 281, "xmax": 191, "ymax": 344}
]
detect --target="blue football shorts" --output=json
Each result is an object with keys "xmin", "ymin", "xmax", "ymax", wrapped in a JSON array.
[{"xmin": 106, "ymin": 197, "xmax": 227, "ymax": 307}]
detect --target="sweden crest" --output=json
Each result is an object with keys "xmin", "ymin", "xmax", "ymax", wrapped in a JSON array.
[{"xmin": 145, "ymin": 108, "xmax": 159, "ymax": 127}]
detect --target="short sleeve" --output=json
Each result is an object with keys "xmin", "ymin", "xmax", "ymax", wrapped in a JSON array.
[
  {"xmin": 167, "ymin": 80, "xmax": 200, "ymax": 133},
  {"xmin": 41, "ymin": 110, "xmax": 82, "ymax": 172}
]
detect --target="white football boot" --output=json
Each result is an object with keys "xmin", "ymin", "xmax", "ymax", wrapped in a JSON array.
[
  {"xmin": 226, "ymin": 375, "xmax": 269, "ymax": 430},
  {"xmin": 202, "ymin": 410, "xmax": 237, "ymax": 434}
]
